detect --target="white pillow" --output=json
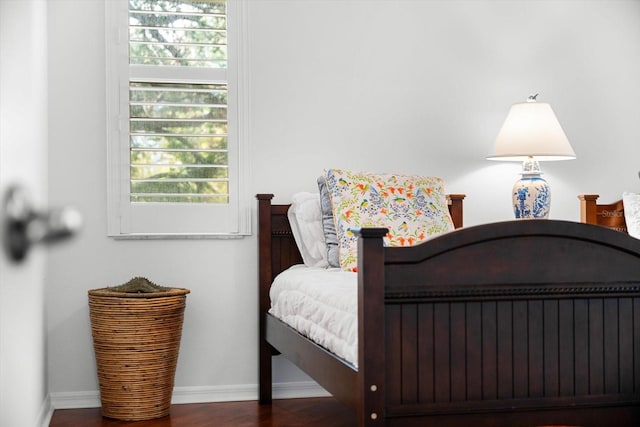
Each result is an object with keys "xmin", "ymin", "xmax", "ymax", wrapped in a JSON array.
[
  {"xmin": 623, "ymin": 191, "xmax": 640, "ymax": 239},
  {"xmin": 287, "ymin": 192, "xmax": 329, "ymax": 268}
]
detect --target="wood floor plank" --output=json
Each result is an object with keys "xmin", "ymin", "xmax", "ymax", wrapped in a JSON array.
[{"xmin": 49, "ymin": 397, "xmax": 356, "ymax": 427}]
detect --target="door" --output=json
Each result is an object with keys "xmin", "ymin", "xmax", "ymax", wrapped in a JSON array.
[{"xmin": 1, "ymin": 1, "xmax": 52, "ymax": 425}]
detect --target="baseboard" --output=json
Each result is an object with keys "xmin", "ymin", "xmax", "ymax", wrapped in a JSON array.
[
  {"xmin": 49, "ymin": 390, "xmax": 101, "ymax": 409},
  {"xmin": 272, "ymin": 381, "xmax": 331, "ymax": 400},
  {"xmin": 37, "ymin": 395, "xmax": 54, "ymax": 427},
  {"xmin": 171, "ymin": 381, "xmax": 329, "ymax": 404},
  {"xmin": 49, "ymin": 381, "xmax": 330, "ymax": 410}
]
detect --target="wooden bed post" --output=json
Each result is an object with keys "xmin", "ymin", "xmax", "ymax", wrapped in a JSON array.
[
  {"xmin": 578, "ymin": 194, "xmax": 599, "ymax": 225},
  {"xmin": 257, "ymin": 194, "xmax": 275, "ymax": 404},
  {"xmin": 447, "ymin": 194, "xmax": 465, "ymax": 229},
  {"xmin": 357, "ymin": 228, "xmax": 388, "ymax": 426}
]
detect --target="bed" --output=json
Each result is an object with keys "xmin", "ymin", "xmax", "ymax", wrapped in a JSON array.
[{"xmin": 258, "ymin": 182, "xmax": 640, "ymax": 426}]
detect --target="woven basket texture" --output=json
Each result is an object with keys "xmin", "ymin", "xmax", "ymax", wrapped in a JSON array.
[{"xmin": 88, "ymin": 288, "xmax": 189, "ymax": 421}]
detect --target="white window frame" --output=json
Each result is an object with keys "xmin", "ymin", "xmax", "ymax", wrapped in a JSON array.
[{"xmin": 106, "ymin": 0, "xmax": 250, "ymax": 239}]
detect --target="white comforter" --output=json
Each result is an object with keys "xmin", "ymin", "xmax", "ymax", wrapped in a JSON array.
[{"xmin": 269, "ymin": 265, "xmax": 358, "ymax": 367}]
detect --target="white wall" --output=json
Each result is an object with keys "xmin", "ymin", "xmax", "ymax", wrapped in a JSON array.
[{"xmin": 46, "ymin": 0, "xmax": 640, "ymax": 405}]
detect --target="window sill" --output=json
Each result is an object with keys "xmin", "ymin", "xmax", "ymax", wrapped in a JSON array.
[{"xmin": 108, "ymin": 232, "xmax": 251, "ymax": 240}]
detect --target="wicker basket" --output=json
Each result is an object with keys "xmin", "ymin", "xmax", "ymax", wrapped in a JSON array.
[{"xmin": 88, "ymin": 286, "xmax": 190, "ymax": 421}]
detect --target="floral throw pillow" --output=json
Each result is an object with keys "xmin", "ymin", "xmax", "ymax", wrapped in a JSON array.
[{"xmin": 324, "ymin": 169, "xmax": 454, "ymax": 271}]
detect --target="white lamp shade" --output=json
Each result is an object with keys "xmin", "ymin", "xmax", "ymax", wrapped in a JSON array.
[{"xmin": 488, "ymin": 100, "xmax": 576, "ymax": 161}]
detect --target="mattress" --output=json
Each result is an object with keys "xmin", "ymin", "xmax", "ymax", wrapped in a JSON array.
[{"xmin": 269, "ymin": 265, "xmax": 358, "ymax": 367}]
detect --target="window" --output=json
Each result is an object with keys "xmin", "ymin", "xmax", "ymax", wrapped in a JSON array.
[{"xmin": 106, "ymin": 0, "xmax": 249, "ymax": 237}]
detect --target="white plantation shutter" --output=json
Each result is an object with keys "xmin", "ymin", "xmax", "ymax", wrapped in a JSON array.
[
  {"xmin": 106, "ymin": 0, "xmax": 249, "ymax": 237},
  {"xmin": 129, "ymin": 81, "xmax": 230, "ymax": 204},
  {"xmin": 128, "ymin": 2, "xmax": 228, "ymax": 68}
]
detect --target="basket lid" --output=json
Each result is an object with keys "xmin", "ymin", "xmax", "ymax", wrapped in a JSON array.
[
  {"xmin": 88, "ymin": 287, "xmax": 190, "ymax": 298},
  {"xmin": 88, "ymin": 276, "xmax": 190, "ymax": 298}
]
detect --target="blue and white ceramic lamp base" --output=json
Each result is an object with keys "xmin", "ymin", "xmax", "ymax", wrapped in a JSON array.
[{"xmin": 512, "ymin": 173, "xmax": 550, "ymax": 219}]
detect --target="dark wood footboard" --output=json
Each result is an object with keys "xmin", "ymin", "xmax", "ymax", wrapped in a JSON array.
[{"xmin": 359, "ymin": 219, "xmax": 640, "ymax": 426}]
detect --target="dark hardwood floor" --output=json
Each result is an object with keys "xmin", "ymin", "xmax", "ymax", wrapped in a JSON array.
[{"xmin": 49, "ymin": 397, "xmax": 356, "ymax": 427}]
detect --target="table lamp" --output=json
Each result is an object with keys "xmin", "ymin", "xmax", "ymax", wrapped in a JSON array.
[{"xmin": 487, "ymin": 94, "xmax": 576, "ymax": 219}]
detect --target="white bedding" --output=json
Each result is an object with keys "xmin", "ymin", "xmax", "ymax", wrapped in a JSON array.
[{"xmin": 269, "ymin": 265, "xmax": 358, "ymax": 367}]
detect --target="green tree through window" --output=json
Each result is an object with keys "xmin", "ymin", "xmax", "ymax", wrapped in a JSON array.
[{"xmin": 128, "ymin": 0, "xmax": 229, "ymax": 203}]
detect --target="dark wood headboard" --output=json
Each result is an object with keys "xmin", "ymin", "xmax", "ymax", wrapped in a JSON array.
[
  {"xmin": 578, "ymin": 194, "xmax": 627, "ymax": 233},
  {"xmin": 257, "ymin": 193, "xmax": 465, "ymax": 284}
]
